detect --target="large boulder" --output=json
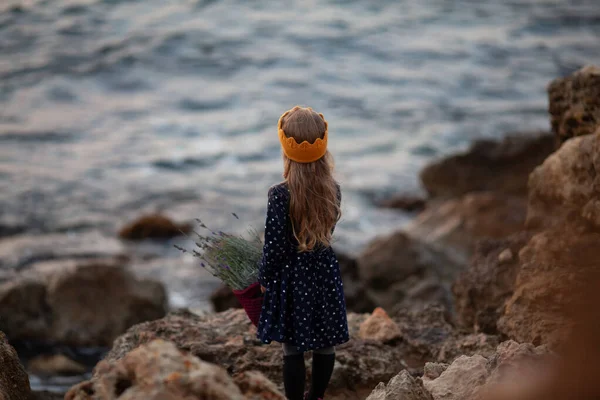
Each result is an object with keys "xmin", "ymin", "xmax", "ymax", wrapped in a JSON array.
[
  {"xmin": 526, "ymin": 130, "xmax": 600, "ymax": 230},
  {"xmin": 0, "ymin": 257, "xmax": 167, "ymax": 346},
  {"xmin": 452, "ymin": 232, "xmax": 532, "ymax": 333},
  {"xmin": 0, "ymin": 331, "xmax": 32, "ymax": 400},
  {"xmin": 548, "ymin": 65, "xmax": 600, "ymax": 145},
  {"xmin": 357, "ymin": 231, "xmax": 459, "ymax": 313},
  {"xmin": 65, "ymin": 339, "xmax": 249, "ymax": 400},
  {"xmin": 406, "ymin": 193, "xmax": 527, "ymax": 264},
  {"xmin": 420, "ymin": 132, "xmax": 554, "ymax": 198},
  {"xmin": 497, "ymin": 222, "xmax": 600, "ymax": 347}
]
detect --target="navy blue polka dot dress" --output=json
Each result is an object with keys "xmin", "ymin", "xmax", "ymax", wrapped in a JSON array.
[{"xmin": 257, "ymin": 182, "xmax": 350, "ymax": 352}]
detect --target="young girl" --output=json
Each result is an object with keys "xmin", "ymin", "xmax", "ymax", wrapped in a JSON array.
[{"xmin": 257, "ymin": 106, "xmax": 349, "ymax": 400}]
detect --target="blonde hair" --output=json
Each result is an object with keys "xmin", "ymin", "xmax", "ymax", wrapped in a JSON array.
[{"xmin": 280, "ymin": 106, "xmax": 341, "ymax": 252}]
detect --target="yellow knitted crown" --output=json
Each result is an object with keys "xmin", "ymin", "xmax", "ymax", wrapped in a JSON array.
[{"xmin": 277, "ymin": 109, "xmax": 328, "ymax": 163}]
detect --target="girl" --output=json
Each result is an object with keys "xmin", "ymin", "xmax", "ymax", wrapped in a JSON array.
[{"xmin": 257, "ymin": 106, "xmax": 350, "ymax": 400}]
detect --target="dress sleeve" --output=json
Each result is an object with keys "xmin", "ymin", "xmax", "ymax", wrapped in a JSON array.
[{"xmin": 258, "ymin": 186, "xmax": 288, "ymax": 287}]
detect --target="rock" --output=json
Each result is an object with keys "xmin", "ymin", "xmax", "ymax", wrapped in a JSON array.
[
  {"xmin": 497, "ymin": 222, "xmax": 600, "ymax": 347},
  {"xmin": 118, "ymin": 213, "xmax": 192, "ymax": 240},
  {"xmin": 359, "ymin": 307, "xmax": 402, "ymax": 344},
  {"xmin": 365, "ymin": 370, "xmax": 433, "ymax": 400},
  {"xmin": 452, "ymin": 232, "xmax": 532, "ymax": 333},
  {"xmin": 0, "ymin": 331, "xmax": 32, "ymax": 400},
  {"xmin": 420, "ymin": 132, "xmax": 554, "ymax": 198},
  {"xmin": 548, "ymin": 65, "xmax": 600, "ymax": 145},
  {"xmin": 28, "ymin": 354, "xmax": 87, "ymax": 376},
  {"xmin": 423, "ymin": 363, "xmax": 448, "ymax": 381},
  {"xmin": 0, "ymin": 257, "xmax": 167, "ymax": 346},
  {"xmin": 101, "ymin": 309, "xmax": 407, "ymax": 396},
  {"xmin": 422, "ymin": 354, "xmax": 489, "ymax": 400},
  {"xmin": 233, "ymin": 371, "xmax": 285, "ymax": 400},
  {"xmin": 210, "ymin": 285, "xmax": 241, "ymax": 312},
  {"xmin": 64, "ymin": 339, "xmax": 245, "ymax": 400},
  {"xmin": 378, "ymin": 195, "xmax": 426, "ymax": 212},
  {"xmin": 423, "ymin": 340, "xmax": 551, "ymax": 400},
  {"xmin": 526, "ymin": 131, "xmax": 600, "ymax": 230},
  {"xmin": 406, "ymin": 192, "xmax": 527, "ymax": 265},
  {"xmin": 357, "ymin": 231, "xmax": 459, "ymax": 313}
]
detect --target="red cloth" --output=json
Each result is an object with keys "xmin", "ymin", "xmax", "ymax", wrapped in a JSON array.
[{"xmin": 232, "ymin": 282, "xmax": 263, "ymax": 327}]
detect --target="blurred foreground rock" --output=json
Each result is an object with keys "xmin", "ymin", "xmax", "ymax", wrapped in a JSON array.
[{"xmin": 0, "ymin": 257, "xmax": 167, "ymax": 346}]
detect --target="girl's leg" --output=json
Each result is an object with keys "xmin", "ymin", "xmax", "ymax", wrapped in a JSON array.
[
  {"xmin": 308, "ymin": 346, "xmax": 335, "ymax": 400},
  {"xmin": 282, "ymin": 343, "xmax": 305, "ymax": 400}
]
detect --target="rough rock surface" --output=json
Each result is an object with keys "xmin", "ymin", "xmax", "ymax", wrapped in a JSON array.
[
  {"xmin": 357, "ymin": 231, "xmax": 459, "ymax": 313},
  {"xmin": 0, "ymin": 331, "xmax": 32, "ymax": 400},
  {"xmin": 406, "ymin": 193, "xmax": 527, "ymax": 265},
  {"xmin": 366, "ymin": 370, "xmax": 433, "ymax": 400},
  {"xmin": 548, "ymin": 65, "xmax": 600, "ymax": 145},
  {"xmin": 232, "ymin": 371, "xmax": 285, "ymax": 400},
  {"xmin": 526, "ymin": 131, "xmax": 600, "ymax": 230},
  {"xmin": 420, "ymin": 132, "xmax": 554, "ymax": 198},
  {"xmin": 423, "ymin": 354, "xmax": 489, "ymax": 400},
  {"xmin": 118, "ymin": 213, "xmax": 191, "ymax": 240},
  {"xmin": 0, "ymin": 257, "xmax": 167, "ymax": 346},
  {"xmin": 452, "ymin": 232, "xmax": 532, "ymax": 333},
  {"xmin": 422, "ymin": 340, "xmax": 550, "ymax": 400},
  {"xmin": 101, "ymin": 309, "xmax": 408, "ymax": 396},
  {"xmin": 358, "ymin": 307, "xmax": 401, "ymax": 344},
  {"xmin": 498, "ymin": 222, "xmax": 600, "ymax": 347},
  {"xmin": 65, "ymin": 339, "xmax": 246, "ymax": 400}
]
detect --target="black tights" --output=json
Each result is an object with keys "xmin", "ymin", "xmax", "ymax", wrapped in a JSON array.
[{"xmin": 282, "ymin": 344, "xmax": 336, "ymax": 400}]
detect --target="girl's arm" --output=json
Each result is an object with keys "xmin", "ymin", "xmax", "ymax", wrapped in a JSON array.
[{"xmin": 258, "ymin": 186, "xmax": 288, "ymax": 287}]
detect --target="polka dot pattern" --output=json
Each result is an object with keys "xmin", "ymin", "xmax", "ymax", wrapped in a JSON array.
[{"xmin": 257, "ymin": 183, "xmax": 350, "ymax": 352}]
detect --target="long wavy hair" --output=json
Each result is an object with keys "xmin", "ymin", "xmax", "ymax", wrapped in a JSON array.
[{"xmin": 280, "ymin": 106, "xmax": 341, "ymax": 252}]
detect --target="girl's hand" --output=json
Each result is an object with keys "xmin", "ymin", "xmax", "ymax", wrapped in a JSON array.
[{"xmin": 260, "ymin": 285, "xmax": 266, "ymax": 294}]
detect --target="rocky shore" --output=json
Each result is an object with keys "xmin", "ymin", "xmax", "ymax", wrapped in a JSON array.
[{"xmin": 1, "ymin": 66, "xmax": 599, "ymax": 399}]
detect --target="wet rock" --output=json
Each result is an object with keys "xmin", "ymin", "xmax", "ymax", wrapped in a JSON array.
[
  {"xmin": 358, "ymin": 307, "xmax": 401, "ymax": 344},
  {"xmin": 357, "ymin": 231, "xmax": 459, "ymax": 313},
  {"xmin": 101, "ymin": 309, "xmax": 406, "ymax": 396},
  {"xmin": 28, "ymin": 354, "xmax": 87, "ymax": 376},
  {"xmin": 452, "ymin": 232, "xmax": 532, "ymax": 333},
  {"xmin": 0, "ymin": 257, "xmax": 167, "ymax": 346},
  {"xmin": 548, "ymin": 65, "xmax": 600, "ymax": 145},
  {"xmin": 498, "ymin": 222, "xmax": 600, "ymax": 347},
  {"xmin": 210, "ymin": 285, "xmax": 241, "ymax": 312},
  {"xmin": 233, "ymin": 371, "xmax": 285, "ymax": 400},
  {"xmin": 420, "ymin": 132, "xmax": 554, "ymax": 198},
  {"xmin": 64, "ymin": 339, "xmax": 245, "ymax": 400},
  {"xmin": 118, "ymin": 213, "xmax": 192, "ymax": 240},
  {"xmin": 406, "ymin": 192, "xmax": 527, "ymax": 265},
  {"xmin": 366, "ymin": 370, "xmax": 433, "ymax": 400},
  {"xmin": 422, "ymin": 354, "xmax": 489, "ymax": 400},
  {"xmin": 526, "ymin": 131, "xmax": 600, "ymax": 230},
  {"xmin": 0, "ymin": 331, "xmax": 32, "ymax": 400},
  {"xmin": 378, "ymin": 195, "xmax": 426, "ymax": 212}
]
